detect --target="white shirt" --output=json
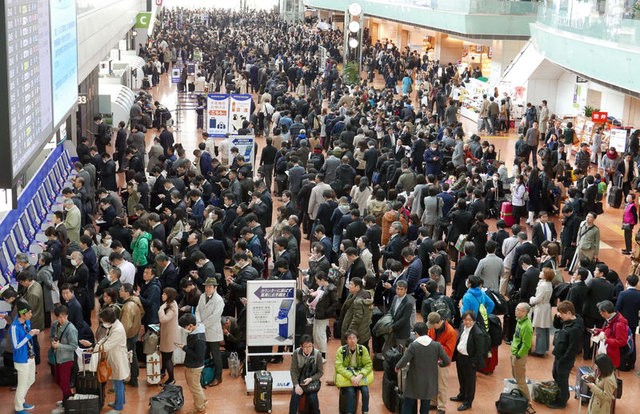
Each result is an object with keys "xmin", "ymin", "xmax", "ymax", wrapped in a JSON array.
[
  {"xmin": 118, "ymin": 260, "xmax": 136, "ymax": 286},
  {"xmin": 456, "ymin": 325, "xmax": 472, "ymax": 356}
]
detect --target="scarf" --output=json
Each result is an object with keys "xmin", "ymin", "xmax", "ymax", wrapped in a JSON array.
[{"xmin": 606, "ymin": 150, "xmax": 618, "ymax": 160}]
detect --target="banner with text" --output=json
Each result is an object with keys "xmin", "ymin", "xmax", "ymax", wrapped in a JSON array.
[
  {"xmin": 246, "ymin": 280, "xmax": 297, "ymax": 347},
  {"xmin": 229, "ymin": 94, "xmax": 252, "ymax": 134},
  {"xmin": 228, "ymin": 135, "xmax": 255, "ymax": 167},
  {"xmin": 207, "ymin": 94, "xmax": 229, "ymax": 137}
]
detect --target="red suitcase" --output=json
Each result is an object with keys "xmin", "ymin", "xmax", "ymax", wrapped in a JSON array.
[
  {"xmin": 500, "ymin": 202, "xmax": 515, "ymax": 227},
  {"xmin": 479, "ymin": 345, "xmax": 499, "ymax": 375}
]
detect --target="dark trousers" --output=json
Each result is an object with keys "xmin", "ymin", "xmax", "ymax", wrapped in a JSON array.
[
  {"xmin": 561, "ymin": 245, "xmax": 576, "ymax": 268},
  {"xmin": 552, "ymin": 356, "xmax": 574, "ymax": 406},
  {"xmin": 456, "ymin": 354, "xmax": 477, "ymax": 404},
  {"xmin": 624, "ymin": 226, "xmax": 633, "ymax": 251},
  {"xmin": 161, "ymin": 351, "xmax": 174, "ymax": 382},
  {"xmin": 33, "ymin": 335, "xmax": 41, "ymax": 366},
  {"xmin": 513, "ymin": 205, "xmax": 526, "ymax": 225},
  {"xmin": 583, "ymin": 315, "xmax": 604, "ymax": 359},
  {"xmin": 289, "ymin": 391, "xmax": 320, "ymax": 414},
  {"xmin": 262, "ymin": 164, "xmax": 274, "ymax": 192},
  {"xmin": 529, "ymin": 145, "xmax": 538, "ymax": 165},
  {"xmin": 206, "ymin": 341, "xmax": 223, "ymax": 381},
  {"xmin": 126, "ymin": 336, "xmax": 139, "ymax": 383}
]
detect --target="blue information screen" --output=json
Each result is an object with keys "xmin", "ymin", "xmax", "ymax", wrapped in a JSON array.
[{"xmin": 49, "ymin": 0, "xmax": 78, "ymax": 127}]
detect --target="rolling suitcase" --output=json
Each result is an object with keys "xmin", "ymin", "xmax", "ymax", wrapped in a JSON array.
[
  {"xmin": 608, "ymin": 179, "xmax": 623, "ymax": 208},
  {"xmin": 575, "ymin": 366, "xmax": 593, "ymax": 405},
  {"xmin": 253, "ymin": 370, "xmax": 273, "ymax": 412},
  {"xmin": 75, "ymin": 370, "xmax": 104, "ymax": 409},
  {"xmin": 382, "ymin": 374, "xmax": 397, "ymax": 412},
  {"xmin": 339, "ymin": 386, "xmax": 359, "ymax": 414},
  {"xmin": 372, "ymin": 353, "xmax": 385, "ymax": 372},
  {"xmin": 147, "ymin": 351, "xmax": 162, "ymax": 385},
  {"xmin": 479, "ymin": 345, "xmax": 499, "ymax": 375},
  {"xmin": 64, "ymin": 394, "xmax": 101, "ymax": 413},
  {"xmin": 395, "ymin": 366, "xmax": 416, "ymax": 414},
  {"xmin": 500, "ymin": 202, "xmax": 515, "ymax": 227}
]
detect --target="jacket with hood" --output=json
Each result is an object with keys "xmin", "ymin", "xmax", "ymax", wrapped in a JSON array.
[
  {"xmin": 120, "ymin": 296, "xmax": 144, "ymax": 339},
  {"xmin": 552, "ymin": 314, "xmax": 585, "ymax": 361},
  {"xmin": 395, "ymin": 335, "xmax": 450, "ymax": 400},
  {"xmin": 340, "ymin": 289, "xmax": 374, "ymax": 344},
  {"xmin": 139, "ymin": 277, "xmax": 161, "ymax": 326},
  {"xmin": 131, "ymin": 231, "xmax": 152, "ymax": 267},
  {"xmin": 184, "ymin": 323, "xmax": 207, "ymax": 369},
  {"xmin": 460, "ymin": 287, "xmax": 495, "ymax": 317}
]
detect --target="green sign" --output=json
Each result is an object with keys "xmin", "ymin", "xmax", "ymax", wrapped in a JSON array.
[{"xmin": 135, "ymin": 12, "xmax": 152, "ymax": 29}]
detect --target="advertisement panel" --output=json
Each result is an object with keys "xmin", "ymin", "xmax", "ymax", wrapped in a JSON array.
[
  {"xmin": 206, "ymin": 94, "xmax": 229, "ymax": 137},
  {"xmin": 229, "ymin": 94, "xmax": 252, "ymax": 134},
  {"xmin": 245, "ymin": 280, "xmax": 296, "ymax": 347}
]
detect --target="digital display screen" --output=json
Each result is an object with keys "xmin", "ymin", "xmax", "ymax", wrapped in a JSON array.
[
  {"xmin": 5, "ymin": 0, "xmax": 54, "ymax": 177},
  {"xmin": 50, "ymin": 0, "xmax": 77, "ymax": 126}
]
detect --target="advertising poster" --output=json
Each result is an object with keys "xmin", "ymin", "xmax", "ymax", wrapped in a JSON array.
[
  {"xmin": 229, "ymin": 135, "xmax": 255, "ymax": 167},
  {"xmin": 206, "ymin": 94, "xmax": 229, "ymax": 137},
  {"xmin": 609, "ymin": 129, "xmax": 628, "ymax": 153},
  {"xmin": 229, "ymin": 94, "xmax": 252, "ymax": 134},
  {"xmin": 246, "ymin": 280, "xmax": 296, "ymax": 347},
  {"xmin": 171, "ymin": 67, "xmax": 181, "ymax": 84}
]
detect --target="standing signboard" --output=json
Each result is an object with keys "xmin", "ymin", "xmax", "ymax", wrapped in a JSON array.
[
  {"xmin": 245, "ymin": 279, "xmax": 296, "ymax": 392},
  {"xmin": 609, "ymin": 129, "xmax": 628, "ymax": 153},
  {"xmin": 229, "ymin": 94, "xmax": 253, "ymax": 134},
  {"xmin": 207, "ymin": 94, "xmax": 230, "ymax": 137},
  {"xmin": 228, "ymin": 135, "xmax": 255, "ymax": 167}
]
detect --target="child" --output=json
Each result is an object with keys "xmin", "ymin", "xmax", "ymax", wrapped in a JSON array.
[{"xmin": 177, "ymin": 313, "xmax": 207, "ymax": 414}]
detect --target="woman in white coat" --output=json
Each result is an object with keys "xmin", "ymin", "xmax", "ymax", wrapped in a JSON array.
[
  {"xmin": 529, "ymin": 267, "xmax": 554, "ymax": 356},
  {"xmin": 96, "ymin": 307, "xmax": 129, "ymax": 414},
  {"xmin": 195, "ymin": 277, "xmax": 225, "ymax": 386}
]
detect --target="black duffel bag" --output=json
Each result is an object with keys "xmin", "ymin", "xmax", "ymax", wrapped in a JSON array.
[
  {"xmin": 149, "ymin": 384, "xmax": 185, "ymax": 414},
  {"xmin": 495, "ymin": 388, "xmax": 530, "ymax": 414}
]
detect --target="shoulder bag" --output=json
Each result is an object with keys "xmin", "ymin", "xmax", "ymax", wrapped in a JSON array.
[{"xmin": 97, "ymin": 344, "xmax": 112, "ymax": 383}]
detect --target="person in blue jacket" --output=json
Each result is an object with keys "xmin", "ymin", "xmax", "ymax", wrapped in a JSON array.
[
  {"xmin": 11, "ymin": 300, "xmax": 39, "ymax": 414},
  {"xmin": 460, "ymin": 275, "xmax": 495, "ymax": 317}
]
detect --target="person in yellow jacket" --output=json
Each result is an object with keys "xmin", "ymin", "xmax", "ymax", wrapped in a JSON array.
[{"xmin": 334, "ymin": 330, "xmax": 374, "ymax": 414}]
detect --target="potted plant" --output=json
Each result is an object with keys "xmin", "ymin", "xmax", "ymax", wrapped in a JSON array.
[{"xmin": 342, "ymin": 61, "xmax": 360, "ymax": 86}]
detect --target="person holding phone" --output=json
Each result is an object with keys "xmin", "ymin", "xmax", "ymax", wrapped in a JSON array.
[
  {"xmin": 12, "ymin": 301, "xmax": 39, "ymax": 414},
  {"xmin": 177, "ymin": 313, "xmax": 207, "ymax": 414},
  {"xmin": 584, "ymin": 354, "xmax": 617, "ymax": 414}
]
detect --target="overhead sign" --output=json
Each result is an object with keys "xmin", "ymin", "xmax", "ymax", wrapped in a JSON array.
[
  {"xmin": 207, "ymin": 94, "xmax": 229, "ymax": 137},
  {"xmin": 229, "ymin": 94, "xmax": 252, "ymax": 134},
  {"xmin": 135, "ymin": 12, "xmax": 152, "ymax": 29},
  {"xmin": 246, "ymin": 280, "xmax": 296, "ymax": 347},
  {"xmin": 229, "ymin": 135, "xmax": 255, "ymax": 167},
  {"xmin": 591, "ymin": 111, "xmax": 608, "ymax": 123}
]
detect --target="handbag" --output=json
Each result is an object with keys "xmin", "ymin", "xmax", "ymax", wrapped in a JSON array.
[
  {"xmin": 615, "ymin": 377, "xmax": 623, "ymax": 399},
  {"xmin": 299, "ymin": 357, "xmax": 321, "ymax": 394},
  {"xmin": 48, "ymin": 322, "xmax": 70, "ymax": 365},
  {"xmin": 495, "ymin": 388, "xmax": 530, "ymax": 414},
  {"xmin": 622, "ymin": 223, "xmax": 633, "ymax": 231},
  {"xmin": 97, "ymin": 346, "xmax": 112, "ymax": 383},
  {"xmin": 455, "ymin": 234, "xmax": 467, "ymax": 252}
]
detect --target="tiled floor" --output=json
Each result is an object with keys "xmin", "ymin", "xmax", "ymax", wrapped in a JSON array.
[{"xmin": 1, "ymin": 70, "xmax": 638, "ymax": 414}]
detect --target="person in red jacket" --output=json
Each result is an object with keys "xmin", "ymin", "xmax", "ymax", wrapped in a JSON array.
[
  {"xmin": 427, "ymin": 312, "xmax": 458, "ymax": 414},
  {"xmin": 593, "ymin": 300, "xmax": 629, "ymax": 369}
]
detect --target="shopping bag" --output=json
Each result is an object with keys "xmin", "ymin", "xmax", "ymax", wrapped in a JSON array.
[{"xmin": 76, "ymin": 348, "xmax": 99, "ymax": 372}]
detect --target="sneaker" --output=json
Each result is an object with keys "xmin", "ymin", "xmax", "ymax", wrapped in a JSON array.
[{"xmin": 22, "ymin": 404, "xmax": 35, "ymax": 411}]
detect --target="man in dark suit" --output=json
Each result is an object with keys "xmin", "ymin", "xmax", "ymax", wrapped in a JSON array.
[
  {"xmin": 344, "ymin": 209, "xmax": 367, "ymax": 244},
  {"xmin": 451, "ymin": 243, "xmax": 478, "ymax": 315},
  {"xmin": 510, "ymin": 232, "xmax": 539, "ymax": 284},
  {"xmin": 582, "ymin": 175, "xmax": 599, "ymax": 214},
  {"xmin": 416, "ymin": 227, "xmax": 433, "ymax": 277},
  {"xmin": 531, "ymin": 211, "xmax": 557, "ymax": 253},
  {"xmin": 156, "ymin": 253, "xmax": 179, "ymax": 290},
  {"xmin": 343, "ymin": 247, "xmax": 367, "ymax": 302},
  {"xmin": 468, "ymin": 189, "xmax": 485, "ymax": 219},
  {"xmin": 400, "ymin": 247, "xmax": 422, "ymax": 295},
  {"xmin": 199, "ymin": 229, "xmax": 227, "ymax": 275},
  {"xmin": 365, "ymin": 215, "xmax": 382, "ymax": 275},
  {"xmin": 616, "ymin": 274, "xmax": 640, "ymax": 369},
  {"xmin": 148, "ymin": 213, "xmax": 166, "ymax": 243},
  {"xmin": 560, "ymin": 205, "xmax": 580, "ymax": 268},
  {"xmin": 313, "ymin": 225, "xmax": 333, "ymax": 263},
  {"xmin": 567, "ymin": 268, "xmax": 589, "ymax": 317},
  {"xmin": 382, "ymin": 222, "xmax": 405, "ymax": 268},
  {"xmin": 386, "ymin": 280, "xmax": 415, "ymax": 348},
  {"xmin": 582, "ymin": 264, "xmax": 614, "ymax": 359},
  {"xmin": 518, "ymin": 255, "xmax": 540, "ymax": 303}
]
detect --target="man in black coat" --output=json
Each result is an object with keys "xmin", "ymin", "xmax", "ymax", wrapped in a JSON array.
[
  {"xmin": 382, "ymin": 222, "xmax": 406, "ymax": 268},
  {"xmin": 100, "ymin": 153, "xmax": 117, "ymax": 191},
  {"xmin": 199, "ymin": 229, "xmax": 227, "ymax": 275},
  {"xmin": 148, "ymin": 213, "xmax": 166, "ymax": 242},
  {"xmin": 518, "ymin": 255, "xmax": 540, "ymax": 302},
  {"xmin": 416, "ymin": 227, "xmax": 433, "ymax": 277},
  {"xmin": 531, "ymin": 211, "xmax": 557, "ymax": 253},
  {"xmin": 615, "ymin": 274, "xmax": 640, "ymax": 369},
  {"xmin": 344, "ymin": 209, "xmax": 367, "ymax": 244},
  {"xmin": 582, "ymin": 264, "xmax": 614, "ymax": 359},
  {"xmin": 451, "ymin": 243, "xmax": 478, "ymax": 308},
  {"xmin": 345, "ymin": 247, "xmax": 367, "ymax": 282},
  {"xmin": 510, "ymin": 232, "xmax": 539, "ymax": 282},
  {"xmin": 365, "ymin": 215, "xmax": 382, "ymax": 275},
  {"xmin": 560, "ymin": 205, "xmax": 580, "ymax": 268},
  {"xmin": 156, "ymin": 253, "xmax": 179, "ymax": 290},
  {"xmin": 566, "ymin": 268, "xmax": 589, "ymax": 317},
  {"xmin": 363, "ymin": 141, "xmax": 378, "ymax": 181}
]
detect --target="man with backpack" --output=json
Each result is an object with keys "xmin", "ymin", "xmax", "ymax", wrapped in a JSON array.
[
  {"xmin": 510, "ymin": 302, "xmax": 533, "ymax": 401},
  {"xmin": 420, "ymin": 279, "xmax": 455, "ymax": 324}
]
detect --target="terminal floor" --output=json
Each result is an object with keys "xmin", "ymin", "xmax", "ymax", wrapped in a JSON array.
[{"xmin": 2, "ymin": 72, "xmax": 639, "ymax": 413}]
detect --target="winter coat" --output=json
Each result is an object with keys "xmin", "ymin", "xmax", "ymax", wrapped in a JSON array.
[
  {"xmin": 339, "ymin": 290, "xmax": 374, "ymax": 344},
  {"xmin": 158, "ymin": 301, "xmax": 179, "ymax": 353},
  {"xmin": 195, "ymin": 292, "xmax": 225, "ymax": 342},
  {"xmin": 334, "ymin": 344, "xmax": 374, "ymax": 388},
  {"xmin": 395, "ymin": 335, "xmax": 450, "ymax": 400},
  {"xmin": 131, "ymin": 232, "xmax": 152, "ymax": 267},
  {"xmin": 36, "ymin": 264, "xmax": 55, "ymax": 313},
  {"xmin": 120, "ymin": 296, "xmax": 144, "ymax": 339},
  {"xmin": 49, "ymin": 320, "xmax": 78, "ymax": 364},
  {"xmin": 97, "ymin": 319, "xmax": 130, "ymax": 381},
  {"xmin": 587, "ymin": 373, "xmax": 617, "ymax": 414},
  {"xmin": 183, "ymin": 324, "xmax": 207, "ymax": 369},
  {"xmin": 314, "ymin": 283, "xmax": 340, "ymax": 320},
  {"xmin": 529, "ymin": 280, "xmax": 553, "ymax": 328}
]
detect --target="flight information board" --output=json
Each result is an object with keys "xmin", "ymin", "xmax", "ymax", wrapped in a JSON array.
[
  {"xmin": 50, "ymin": 0, "xmax": 78, "ymax": 127},
  {"xmin": 5, "ymin": 0, "xmax": 54, "ymax": 177}
]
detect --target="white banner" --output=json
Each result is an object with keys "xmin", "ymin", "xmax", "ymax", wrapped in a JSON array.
[
  {"xmin": 206, "ymin": 94, "xmax": 229, "ymax": 137},
  {"xmin": 229, "ymin": 94, "xmax": 252, "ymax": 134},
  {"xmin": 246, "ymin": 280, "xmax": 297, "ymax": 347},
  {"xmin": 229, "ymin": 135, "xmax": 255, "ymax": 167},
  {"xmin": 609, "ymin": 129, "xmax": 627, "ymax": 153}
]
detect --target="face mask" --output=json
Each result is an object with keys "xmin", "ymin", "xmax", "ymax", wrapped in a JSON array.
[
  {"xmin": 102, "ymin": 323, "xmax": 112, "ymax": 328},
  {"xmin": 70, "ymin": 259, "xmax": 78, "ymax": 267},
  {"xmin": 103, "ymin": 239, "xmax": 112, "ymax": 247},
  {"xmin": 196, "ymin": 262, "xmax": 204, "ymax": 268},
  {"xmin": 15, "ymin": 264, "xmax": 23, "ymax": 272}
]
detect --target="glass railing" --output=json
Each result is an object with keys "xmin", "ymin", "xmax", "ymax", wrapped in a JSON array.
[
  {"xmin": 364, "ymin": 0, "xmax": 539, "ymax": 15},
  {"xmin": 536, "ymin": 0, "xmax": 640, "ymax": 46}
]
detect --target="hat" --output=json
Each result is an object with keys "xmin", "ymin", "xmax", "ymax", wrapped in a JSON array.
[
  {"xmin": 17, "ymin": 300, "xmax": 32, "ymax": 315},
  {"xmin": 426, "ymin": 312, "xmax": 442, "ymax": 329},
  {"xmin": 204, "ymin": 277, "xmax": 219, "ymax": 287}
]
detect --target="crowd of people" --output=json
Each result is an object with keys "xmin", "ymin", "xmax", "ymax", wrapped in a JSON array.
[{"xmin": 2, "ymin": 6, "xmax": 640, "ymax": 414}]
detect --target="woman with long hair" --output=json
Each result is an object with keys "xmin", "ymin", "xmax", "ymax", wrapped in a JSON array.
[
  {"xmin": 350, "ymin": 177, "xmax": 372, "ymax": 216},
  {"xmin": 584, "ymin": 354, "xmax": 617, "ymax": 414},
  {"xmin": 158, "ymin": 287, "xmax": 179, "ymax": 385},
  {"xmin": 529, "ymin": 268, "xmax": 554, "ymax": 356}
]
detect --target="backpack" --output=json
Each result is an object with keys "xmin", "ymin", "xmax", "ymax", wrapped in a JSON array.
[
  {"xmin": 309, "ymin": 153, "xmax": 323, "ymax": 171},
  {"xmin": 426, "ymin": 295, "xmax": 453, "ymax": 323},
  {"xmin": 488, "ymin": 314, "xmax": 503, "ymax": 347},
  {"xmin": 485, "ymin": 289, "xmax": 507, "ymax": 315}
]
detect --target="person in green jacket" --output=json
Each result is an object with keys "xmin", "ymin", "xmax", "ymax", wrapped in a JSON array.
[
  {"xmin": 510, "ymin": 302, "xmax": 533, "ymax": 400},
  {"xmin": 334, "ymin": 330, "xmax": 374, "ymax": 414},
  {"xmin": 131, "ymin": 221, "xmax": 152, "ymax": 283}
]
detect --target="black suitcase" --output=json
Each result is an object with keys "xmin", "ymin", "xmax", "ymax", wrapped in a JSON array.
[
  {"xmin": 64, "ymin": 394, "xmax": 101, "ymax": 413},
  {"xmin": 382, "ymin": 374, "xmax": 397, "ymax": 412},
  {"xmin": 253, "ymin": 370, "xmax": 273, "ymax": 412},
  {"xmin": 383, "ymin": 347, "xmax": 403, "ymax": 380},
  {"xmin": 0, "ymin": 366, "xmax": 17, "ymax": 386},
  {"xmin": 333, "ymin": 320, "xmax": 341, "ymax": 340},
  {"xmin": 608, "ymin": 180, "xmax": 623, "ymax": 208},
  {"xmin": 75, "ymin": 370, "xmax": 104, "ymax": 409},
  {"xmin": 395, "ymin": 386, "xmax": 417, "ymax": 414},
  {"xmin": 575, "ymin": 366, "xmax": 593, "ymax": 404},
  {"xmin": 372, "ymin": 353, "xmax": 384, "ymax": 372},
  {"xmin": 339, "ymin": 387, "xmax": 359, "ymax": 414}
]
